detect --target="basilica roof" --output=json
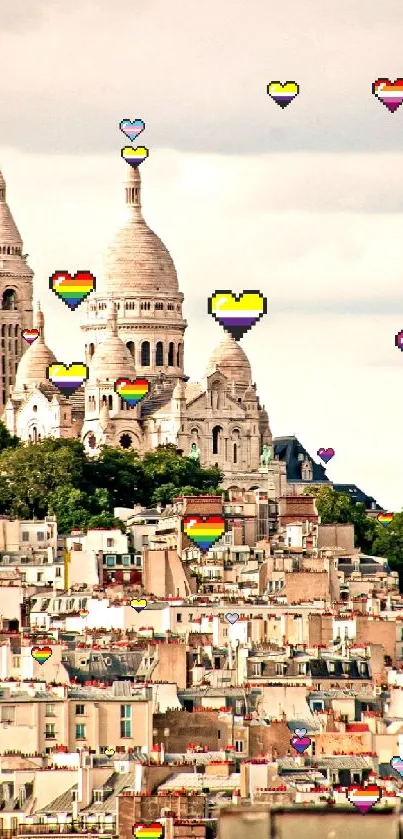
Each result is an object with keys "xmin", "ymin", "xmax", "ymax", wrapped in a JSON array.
[
  {"xmin": 206, "ymin": 333, "xmax": 252, "ymax": 386},
  {"xmin": 103, "ymin": 166, "xmax": 179, "ymax": 296},
  {"xmin": 15, "ymin": 305, "xmax": 57, "ymax": 390},
  {"xmin": 0, "ymin": 167, "xmax": 23, "ymax": 248},
  {"xmin": 89, "ymin": 300, "xmax": 136, "ymax": 384}
]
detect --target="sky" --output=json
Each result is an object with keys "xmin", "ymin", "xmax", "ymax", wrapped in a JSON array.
[{"xmin": 1, "ymin": 0, "xmax": 403, "ymax": 511}]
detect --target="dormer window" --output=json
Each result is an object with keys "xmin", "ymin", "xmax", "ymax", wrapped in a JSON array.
[{"xmin": 301, "ymin": 459, "xmax": 313, "ymax": 481}]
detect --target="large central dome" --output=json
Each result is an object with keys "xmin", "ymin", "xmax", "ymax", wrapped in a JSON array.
[{"xmin": 104, "ymin": 166, "xmax": 179, "ymax": 294}]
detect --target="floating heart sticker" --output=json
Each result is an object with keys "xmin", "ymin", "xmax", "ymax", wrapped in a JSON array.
[
  {"xmin": 391, "ymin": 756, "xmax": 403, "ymax": 777},
  {"xmin": 182, "ymin": 515, "xmax": 226, "ymax": 553},
  {"xmin": 294, "ymin": 728, "xmax": 307, "ymax": 738},
  {"xmin": 317, "ymin": 447, "xmax": 335, "ymax": 464},
  {"xmin": 120, "ymin": 118, "xmax": 145, "ymax": 142},
  {"xmin": 395, "ymin": 330, "xmax": 403, "ymax": 350},
  {"xmin": 130, "ymin": 598, "xmax": 147, "ymax": 613},
  {"xmin": 47, "ymin": 362, "xmax": 89, "ymax": 396},
  {"xmin": 377, "ymin": 512, "xmax": 393, "ymax": 527},
  {"xmin": 79, "ymin": 609, "xmax": 89, "ymax": 617},
  {"xmin": 49, "ymin": 271, "xmax": 96, "ymax": 311},
  {"xmin": 208, "ymin": 290, "xmax": 267, "ymax": 340},
  {"xmin": 114, "ymin": 378, "xmax": 150, "ymax": 407},
  {"xmin": 373, "ymin": 79, "xmax": 403, "ymax": 113},
  {"xmin": 267, "ymin": 81, "xmax": 299, "ymax": 108},
  {"xmin": 121, "ymin": 146, "xmax": 149, "ymax": 168},
  {"xmin": 347, "ymin": 785, "xmax": 381, "ymax": 814},
  {"xmin": 22, "ymin": 329, "xmax": 39, "ymax": 344},
  {"xmin": 104, "ymin": 747, "xmax": 115, "ymax": 757},
  {"xmin": 290, "ymin": 735, "xmax": 311, "ymax": 754},
  {"xmin": 225, "ymin": 613, "xmax": 239, "ymax": 624},
  {"xmin": 31, "ymin": 645, "xmax": 52, "ymax": 664},
  {"xmin": 132, "ymin": 824, "xmax": 164, "ymax": 839}
]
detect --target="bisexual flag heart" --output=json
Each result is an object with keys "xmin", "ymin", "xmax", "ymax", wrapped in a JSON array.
[
  {"xmin": 208, "ymin": 290, "xmax": 267, "ymax": 340},
  {"xmin": 267, "ymin": 81, "xmax": 299, "ymax": 108},
  {"xmin": 347, "ymin": 785, "xmax": 381, "ymax": 814},
  {"xmin": 182, "ymin": 515, "xmax": 226, "ymax": 553},
  {"xmin": 395, "ymin": 330, "xmax": 403, "ymax": 350},
  {"xmin": 119, "ymin": 118, "xmax": 145, "ymax": 142},
  {"xmin": 317, "ymin": 447, "xmax": 335, "ymax": 464},
  {"xmin": 373, "ymin": 79, "xmax": 403, "ymax": 113},
  {"xmin": 290, "ymin": 734, "xmax": 311, "ymax": 754}
]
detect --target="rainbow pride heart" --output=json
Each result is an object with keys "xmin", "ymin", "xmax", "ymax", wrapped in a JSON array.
[
  {"xmin": 79, "ymin": 609, "xmax": 89, "ymax": 617},
  {"xmin": 182, "ymin": 515, "xmax": 226, "ymax": 553},
  {"xmin": 130, "ymin": 598, "xmax": 147, "ymax": 613},
  {"xmin": 347, "ymin": 785, "xmax": 381, "ymax": 815},
  {"xmin": 49, "ymin": 271, "xmax": 96, "ymax": 311},
  {"xmin": 373, "ymin": 79, "xmax": 403, "ymax": 113},
  {"xmin": 121, "ymin": 146, "xmax": 149, "ymax": 168},
  {"xmin": 391, "ymin": 756, "xmax": 403, "ymax": 777},
  {"xmin": 31, "ymin": 645, "xmax": 52, "ymax": 664},
  {"xmin": 114, "ymin": 378, "xmax": 150, "ymax": 406},
  {"xmin": 208, "ymin": 290, "xmax": 267, "ymax": 340},
  {"xmin": 377, "ymin": 512, "xmax": 393, "ymax": 527},
  {"xmin": 119, "ymin": 118, "xmax": 145, "ymax": 142},
  {"xmin": 132, "ymin": 825, "xmax": 164, "ymax": 839},
  {"xmin": 47, "ymin": 362, "xmax": 89, "ymax": 396},
  {"xmin": 267, "ymin": 81, "xmax": 299, "ymax": 108},
  {"xmin": 22, "ymin": 328, "xmax": 39, "ymax": 344},
  {"xmin": 317, "ymin": 447, "xmax": 334, "ymax": 464}
]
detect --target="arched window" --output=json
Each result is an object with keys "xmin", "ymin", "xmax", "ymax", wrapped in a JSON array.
[
  {"xmin": 212, "ymin": 425, "xmax": 223, "ymax": 456},
  {"xmin": 141, "ymin": 341, "xmax": 150, "ymax": 366},
  {"xmin": 177, "ymin": 343, "xmax": 182, "ymax": 367},
  {"xmin": 156, "ymin": 341, "xmax": 164, "ymax": 366},
  {"xmin": 126, "ymin": 341, "xmax": 135, "ymax": 359},
  {"xmin": 168, "ymin": 342, "xmax": 174, "ymax": 367},
  {"xmin": 2, "ymin": 289, "xmax": 17, "ymax": 310},
  {"xmin": 89, "ymin": 343, "xmax": 95, "ymax": 359},
  {"xmin": 108, "ymin": 395, "xmax": 113, "ymax": 410},
  {"xmin": 120, "ymin": 433, "xmax": 132, "ymax": 449},
  {"xmin": 102, "ymin": 395, "xmax": 107, "ymax": 406},
  {"xmin": 233, "ymin": 443, "xmax": 238, "ymax": 464},
  {"xmin": 32, "ymin": 427, "xmax": 38, "ymax": 443}
]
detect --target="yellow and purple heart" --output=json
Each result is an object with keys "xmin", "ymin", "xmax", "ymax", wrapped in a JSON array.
[
  {"xmin": 208, "ymin": 290, "xmax": 267, "ymax": 340},
  {"xmin": 373, "ymin": 79, "xmax": 403, "ymax": 113},
  {"xmin": 346, "ymin": 785, "xmax": 381, "ymax": 815},
  {"xmin": 114, "ymin": 377, "xmax": 150, "ymax": 407},
  {"xmin": 47, "ymin": 362, "xmax": 89, "ymax": 397},
  {"xmin": 267, "ymin": 81, "xmax": 299, "ymax": 108},
  {"xmin": 22, "ymin": 328, "xmax": 39, "ymax": 345},
  {"xmin": 130, "ymin": 598, "xmax": 147, "ymax": 613},
  {"xmin": 317, "ymin": 447, "xmax": 335, "ymax": 464},
  {"xmin": 132, "ymin": 824, "xmax": 164, "ymax": 839},
  {"xmin": 377, "ymin": 512, "xmax": 393, "ymax": 527},
  {"xmin": 391, "ymin": 756, "xmax": 403, "ymax": 777},
  {"xmin": 31, "ymin": 645, "xmax": 52, "ymax": 664},
  {"xmin": 121, "ymin": 146, "xmax": 149, "ymax": 169},
  {"xmin": 50, "ymin": 270, "xmax": 96, "ymax": 311},
  {"xmin": 119, "ymin": 118, "xmax": 145, "ymax": 142},
  {"xmin": 105, "ymin": 747, "xmax": 115, "ymax": 757},
  {"xmin": 182, "ymin": 514, "xmax": 226, "ymax": 554}
]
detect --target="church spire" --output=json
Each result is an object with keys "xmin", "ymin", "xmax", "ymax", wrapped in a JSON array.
[
  {"xmin": 106, "ymin": 299, "xmax": 118, "ymax": 336},
  {"xmin": 0, "ymin": 169, "xmax": 6, "ymax": 203},
  {"xmin": 125, "ymin": 166, "xmax": 143, "ymax": 220},
  {"xmin": 34, "ymin": 301, "xmax": 45, "ymax": 340}
]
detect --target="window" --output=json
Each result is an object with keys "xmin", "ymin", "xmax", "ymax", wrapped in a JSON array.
[
  {"xmin": 168, "ymin": 342, "xmax": 174, "ymax": 367},
  {"xmin": 45, "ymin": 704, "xmax": 56, "ymax": 717},
  {"xmin": 177, "ymin": 613, "xmax": 182, "ymax": 623},
  {"xmin": 155, "ymin": 341, "xmax": 164, "ymax": 366},
  {"xmin": 45, "ymin": 723, "xmax": 56, "ymax": 739},
  {"xmin": 235, "ymin": 740, "xmax": 244, "ymax": 753},
  {"xmin": 122, "ymin": 555, "xmax": 131, "ymax": 566},
  {"xmin": 212, "ymin": 426, "xmax": 222, "ymax": 456},
  {"xmin": 75, "ymin": 723, "xmax": 86, "ymax": 740},
  {"xmin": 141, "ymin": 341, "xmax": 150, "ymax": 366},
  {"xmin": 106, "ymin": 538, "xmax": 114, "ymax": 548},
  {"xmin": 76, "ymin": 704, "xmax": 85, "ymax": 715},
  {"xmin": 12, "ymin": 656, "xmax": 20, "ymax": 668},
  {"xmin": 1, "ymin": 706, "xmax": 15, "ymax": 723},
  {"xmin": 93, "ymin": 790, "xmax": 104, "ymax": 803},
  {"xmin": 22, "ymin": 532, "xmax": 29, "ymax": 542},
  {"xmin": 120, "ymin": 704, "xmax": 132, "ymax": 738},
  {"xmin": 105, "ymin": 555, "xmax": 116, "ymax": 567},
  {"xmin": 142, "ymin": 536, "xmax": 149, "ymax": 547},
  {"xmin": 55, "ymin": 567, "xmax": 61, "ymax": 577},
  {"xmin": 37, "ymin": 572, "xmax": 44, "ymax": 582},
  {"xmin": 37, "ymin": 531, "xmax": 45, "ymax": 541}
]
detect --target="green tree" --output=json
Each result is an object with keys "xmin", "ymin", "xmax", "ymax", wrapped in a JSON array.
[
  {"xmin": 0, "ymin": 421, "xmax": 20, "ymax": 452},
  {"xmin": 303, "ymin": 485, "xmax": 378, "ymax": 554},
  {"xmin": 372, "ymin": 512, "xmax": 403, "ymax": 586}
]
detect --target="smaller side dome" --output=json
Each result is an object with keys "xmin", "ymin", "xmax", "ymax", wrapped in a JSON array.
[
  {"xmin": 206, "ymin": 333, "xmax": 252, "ymax": 386},
  {"xmin": 15, "ymin": 303, "xmax": 57, "ymax": 390}
]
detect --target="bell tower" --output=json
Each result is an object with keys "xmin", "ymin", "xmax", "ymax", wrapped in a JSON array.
[{"xmin": 0, "ymin": 167, "xmax": 33, "ymax": 412}]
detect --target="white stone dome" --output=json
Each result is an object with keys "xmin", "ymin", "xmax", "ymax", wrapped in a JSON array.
[
  {"xmin": 15, "ymin": 305, "xmax": 57, "ymax": 389},
  {"xmin": 206, "ymin": 333, "xmax": 252, "ymax": 386},
  {"xmin": 89, "ymin": 300, "xmax": 136, "ymax": 383}
]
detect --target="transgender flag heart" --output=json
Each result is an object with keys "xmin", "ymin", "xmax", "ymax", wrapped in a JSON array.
[
  {"xmin": 391, "ymin": 756, "xmax": 403, "ymax": 777},
  {"xmin": 373, "ymin": 79, "xmax": 403, "ymax": 113},
  {"xmin": 119, "ymin": 118, "xmax": 145, "ymax": 142}
]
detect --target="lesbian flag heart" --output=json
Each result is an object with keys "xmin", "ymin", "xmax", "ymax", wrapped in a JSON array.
[
  {"xmin": 121, "ymin": 146, "xmax": 149, "ymax": 168},
  {"xmin": 267, "ymin": 81, "xmax": 299, "ymax": 108},
  {"xmin": 132, "ymin": 824, "xmax": 164, "ymax": 839},
  {"xmin": 182, "ymin": 515, "xmax": 226, "ymax": 553},
  {"xmin": 22, "ymin": 329, "xmax": 39, "ymax": 344},
  {"xmin": 373, "ymin": 79, "xmax": 403, "ymax": 113},
  {"xmin": 47, "ymin": 362, "xmax": 89, "ymax": 396},
  {"xmin": 208, "ymin": 290, "xmax": 267, "ymax": 340},
  {"xmin": 119, "ymin": 118, "xmax": 145, "ymax": 142},
  {"xmin": 377, "ymin": 512, "xmax": 393, "ymax": 527},
  {"xmin": 347, "ymin": 785, "xmax": 381, "ymax": 814},
  {"xmin": 114, "ymin": 378, "xmax": 150, "ymax": 406},
  {"xmin": 49, "ymin": 271, "xmax": 96, "ymax": 311},
  {"xmin": 31, "ymin": 645, "xmax": 52, "ymax": 664},
  {"xmin": 317, "ymin": 447, "xmax": 335, "ymax": 464}
]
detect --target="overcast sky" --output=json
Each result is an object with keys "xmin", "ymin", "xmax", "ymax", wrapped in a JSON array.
[{"xmin": 1, "ymin": 0, "xmax": 403, "ymax": 512}]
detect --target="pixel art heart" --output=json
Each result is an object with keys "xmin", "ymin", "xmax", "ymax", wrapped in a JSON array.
[
  {"xmin": 373, "ymin": 79, "xmax": 403, "ymax": 113},
  {"xmin": 130, "ymin": 598, "xmax": 147, "ymax": 613},
  {"xmin": 390, "ymin": 756, "xmax": 403, "ymax": 777},
  {"xmin": 132, "ymin": 825, "xmax": 164, "ymax": 839},
  {"xmin": 225, "ymin": 613, "xmax": 239, "ymax": 624},
  {"xmin": 208, "ymin": 291, "xmax": 267, "ymax": 340},
  {"xmin": 182, "ymin": 515, "xmax": 226, "ymax": 553},
  {"xmin": 104, "ymin": 747, "xmax": 115, "ymax": 757},
  {"xmin": 294, "ymin": 728, "xmax": 307, "ymax": 738},
  {"xmin": 317, "ymin": 447, "xmax": 335, "ymax": 464},
  {"xmin": 31, "ymin": 646, "xmax": 52, "ymax": 664},
  {"xmin": 79, "ymin": 609, "xmax": 89, "ymax": 617},
  {"xmin": 347, "ymin": 785, "xmax": 381, "ymax": 814},
  {"xmin": 47, "ymin": 363, "xmax": 89, "ymax": 396},
  {"xmin": 267, "ymin": 81, "xmax": 299, "ymax": 108},
  {"xmin": 49, "ymin": 271, "xmax": 96, "ymax": 311},
  {"xmin": 120, "ymin": 118, "xmax": 145, "ymax": 142},
  {"xmin": 121, "ymin": 146, "xmax": 149, "ymax": 168},
  {"xmin": 290, "ymin": 735, "xmax": 311, "ymax": 754},
  {"xmin": 395, "ymin": 330, "xmax": 403, "ymax": 350},
  {"xmin": 377, "ymin": 512, "xmax": 393, "ymax": 527},
  {"xmin": 114, "ymin": 378, "xmax": 150, "ymax": 407},
  {"xmin": 22, "ymin": 329, "xmax": 39, "ymax": 344}
]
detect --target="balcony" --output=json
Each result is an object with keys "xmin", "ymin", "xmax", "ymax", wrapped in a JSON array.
[{"xmin": 0, "ymin": 826, "xmax": 117, "ymax": 837}]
